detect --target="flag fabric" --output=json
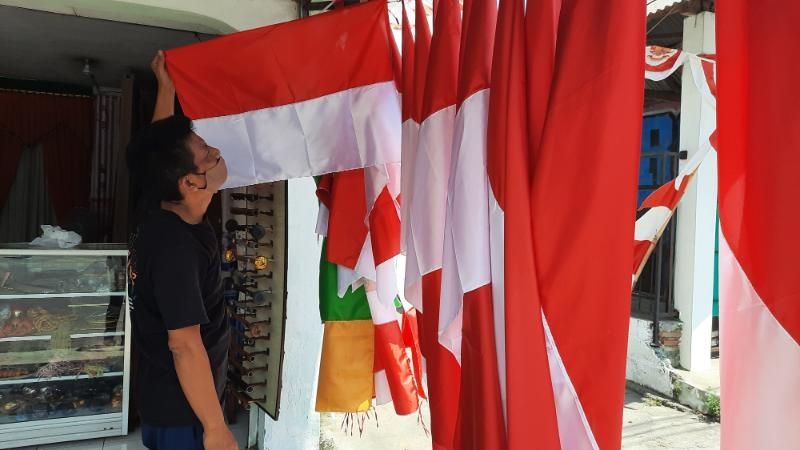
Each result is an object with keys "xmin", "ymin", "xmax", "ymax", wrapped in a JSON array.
[
  {"xmin": 632, "ymin": 149, "xmax": 707, "ymax": 288},
  {"xmin": 405, "ymin": 0, "xmax": 462, "ymax": 447},
  {"xmin": 397, "ymin": 2, "xmax": 427, "ymax": 401},
  {"xmin": 315, "ymin": 242, "xmax": 375, "ymax": 413},
  {"xmin": 165, "ymin": 1, "xmax": 400, "ymax": 188},
  {"xmin": 717, "ymin": 3, "xmax": 800, "ymax": 449},
  {"xmin": 436, "ymin": 0, "xmax": 505, "ymax": 447},
  {"xmin": 317, "ymin": 166, "xmax": 419, "ymax": 415},
  {"xmin": 401, "ymin": 3, "xmax": 433, "ymax": 395},
  {"xmin": 402, "ymin": 0, "xmax": 433, "ymax": 310},
  {"xmin": 634, "ymin": 47, "xmax": 717, "ymax": 288},
  {"xmin": 399, "ymin": 0, "xmax": 421, "ymax": 255},
  {"xmin": 487, "ymin": 0, "xmax": 560, "ymax": 448},
  {"xmin": 519, "ymin": 0, "xmax": 645, "ymax": 448}
]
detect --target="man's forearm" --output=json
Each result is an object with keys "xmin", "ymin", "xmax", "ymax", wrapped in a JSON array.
[
  {"xmin": 152, "ymin": 83, "xmax": 175, "ymax": 122},
  {"xmin": 172, "ymin": 345, "xmax": 226, "ymax": 431}
]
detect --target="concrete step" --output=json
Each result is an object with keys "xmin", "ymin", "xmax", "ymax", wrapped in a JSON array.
[{"xmin": 670, "ymin": 360, "xmax": 720, "ymax": 418}]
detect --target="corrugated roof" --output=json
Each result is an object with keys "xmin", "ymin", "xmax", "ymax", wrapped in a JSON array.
[{"xmin": 648, "ymin": 0, "xmax": 687, "ymax": 16}]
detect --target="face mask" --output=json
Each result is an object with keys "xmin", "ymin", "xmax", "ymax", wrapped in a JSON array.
[{"xmin": 195, "ymin": 157, "xmax": 228, "ymax": 193}]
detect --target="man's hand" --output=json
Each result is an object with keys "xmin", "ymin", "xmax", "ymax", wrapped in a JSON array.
[
  {"xmin": 151, "ymin": 50, "xmax": 176, "ymax": 121},
  {"xmin": 151, "ymin": 50, "xmax": 174, "ymax": 91},
  {"xmin": 203, "ymin": 424, "xmax": 238, "ymax": 450}
]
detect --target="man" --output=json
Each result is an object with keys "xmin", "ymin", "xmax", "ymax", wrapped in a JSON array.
[{"xmin": 126, "ymin": 51, "xmax": 237, "ymax": 450}]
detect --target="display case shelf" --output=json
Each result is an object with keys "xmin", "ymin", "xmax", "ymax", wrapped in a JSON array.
[
  {"xmin": 0, "ymin": 346, "xmax": 123, "ymax": 366},
  {"xmin": 0, "ymin": 331, "xmax": 125, "ymax": 343},
  {"xmin": 0, "ymin": 371, "xmax": 124, "ymax": 386},
  {"xmin": 0, "ymin": 292, "xmax": 126, "ymax": 300}
]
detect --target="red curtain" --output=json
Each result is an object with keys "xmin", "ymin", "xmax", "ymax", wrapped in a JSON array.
[{"xmin": 0, "ymin": 90, "xmax": 94, "ymax": 221}]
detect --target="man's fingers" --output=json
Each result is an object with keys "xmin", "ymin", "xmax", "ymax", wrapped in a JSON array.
[{"xmin": 151, "ymin": 50, "xmax": 165, "ymax": 73}]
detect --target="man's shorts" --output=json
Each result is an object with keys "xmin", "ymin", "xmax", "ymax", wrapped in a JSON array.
[{"xmin": 142, "ymin": 423, "xmax": 204, "ymax": 450}]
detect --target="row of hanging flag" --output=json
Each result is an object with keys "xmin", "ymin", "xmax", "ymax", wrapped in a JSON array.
[{"xmin": 164, "ymin": 1, "xmax": 799, "ymax": 448}]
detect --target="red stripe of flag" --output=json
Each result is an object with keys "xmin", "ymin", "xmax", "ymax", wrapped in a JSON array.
[
  {"xmin": 413, "ymin": 0, "xmax": 432, "ymax": 124},
  {"xmin": 166, "ymin": 1, "xmax": 395, "ymax": 119}
]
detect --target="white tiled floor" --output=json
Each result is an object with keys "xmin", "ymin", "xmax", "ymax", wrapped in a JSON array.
[{"xmin": 15, "ymin": 412, "xmax": 251, "ymax": 450}]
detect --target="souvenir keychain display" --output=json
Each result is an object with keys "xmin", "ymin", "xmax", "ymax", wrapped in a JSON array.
[{"xmin": 221, "ymin": 182, "xmax": 287, "ymax": 420}]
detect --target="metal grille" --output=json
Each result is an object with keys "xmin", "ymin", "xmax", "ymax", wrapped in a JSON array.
[{"xmin": 632, "ymin": 149, "xmax": 680, "ymax": 320}]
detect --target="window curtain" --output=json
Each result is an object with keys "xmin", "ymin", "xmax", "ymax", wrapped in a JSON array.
[
  {"xmin": 0, "ymin": 144, "xmax": 57, "ymax": 242},
  {"xmin": 0, "ymin": 90, "xmax": 94, "ymax": 225}
]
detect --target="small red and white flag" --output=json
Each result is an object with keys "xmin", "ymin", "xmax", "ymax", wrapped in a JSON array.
[
  {"xmin": 632, "ymin": 149, "xmax": 708, "ymax": 287},
  {"xmin": 636, "ymin": 46, "xmax": 717, "ymax": 288}
]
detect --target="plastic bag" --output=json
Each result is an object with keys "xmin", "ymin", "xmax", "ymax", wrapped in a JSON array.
[{"xmin": 30, "ymin": 225, "xmax": 82, "ymax": 249}]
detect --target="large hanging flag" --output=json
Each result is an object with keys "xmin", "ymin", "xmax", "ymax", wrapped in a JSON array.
[
  {"xmin": 402, "ymin": 0, "xmax": 433, "ymax": 310},
  {"xmin": 399, "ymin": 0, "xmax": 421, "ymax": 255},
  {"xmin": 487, "ymin": 0, "xmax": 560, "ymax": 448},
  {"xmin": 398, "ymin": 2, "xmax": 427, "ymax": 401},
  {"xmin": 717, "ymin": 3, "xmax": 800, "ymax": 449},
  {"xmin": 436, "ymin": 0, "xmax": 505, "ymax": 448},
  {"xmin": 405, "ymin": 0, "xmax": 462, "ymax": 447},
  {"xmin": 165, "ymin": 1, "xmax": 400, "ymax": 188},
  {"xmin": 524, "ymin": 0, "xmax": 645, "ymax": 448}
]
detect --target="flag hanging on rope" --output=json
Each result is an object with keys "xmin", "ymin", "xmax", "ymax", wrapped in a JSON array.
[
  {"xmin": 717, "ymin": 2, "xmax": 800, "ymax": 449},
  {"xmin": 634, "ymin": 46, "xmax": 717, "ymax": 288},
  {"xmin": 165, "ymin": 1, "xmax": 400, "ymax": 188},
  {"xmin": 633, "ymin": 149, "xmax": 707, "ymax": 288},
  {"xmin": 436, "ymin": 0, "xmax": 505, "ymax": 447}
]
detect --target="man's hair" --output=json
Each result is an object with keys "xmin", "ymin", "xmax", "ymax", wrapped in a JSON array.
[{"xmin": 127, "ymin": 115, "xmax": 196, "ymax": 203}]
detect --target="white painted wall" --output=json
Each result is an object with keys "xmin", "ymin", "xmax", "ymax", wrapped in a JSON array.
[
  {"xmin": 261, "ymin": 177, "xmax": 324, "ymax": 450},
  {"xmin": 626, "ymin": 318, "xmax": 674, "ymax": 397},
  {"xmin": 0, "ymin": 0, "xmax": 298, "ymax": 33},
  {"xmin": 673, "ymin": 12, "xmax": 716, "ymax": 372}
]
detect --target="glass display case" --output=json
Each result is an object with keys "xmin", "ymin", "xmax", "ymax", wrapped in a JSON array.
[{"xmin": 0, "ymin": 244, "xmax": 130, "ymax": 449}]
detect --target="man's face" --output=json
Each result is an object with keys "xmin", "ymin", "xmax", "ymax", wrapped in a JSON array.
[{"xmin": 187, "ymin": 132, "xmax": 221, "ymax": 173}]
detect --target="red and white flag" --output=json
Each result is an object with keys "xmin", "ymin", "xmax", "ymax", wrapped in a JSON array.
[
  {"xmin": 437, "ymin": 0, "xmax": 505, "ymax": 448},
  {"xmin": 522, "ymin": 0, "xmax": 645, "ymax": 448},
  {"xmin": 398, "ymin": 0, "xmax": 427, "ymax": 402},
  {"xmin": 635, "ymin": 46, "xmax": 717, "ymax": 288},
  {"xmin": 399, "ymin": 0, "xmax": 429, "ymax": 257},
  {"xmin": 487, "ymin": 0, "xmax": 560, "ymax": 447},
  {"xmin": 718, "ymin": 3, "xmax": 800, "ymax": 448},
  {"xmin": 165, "ymin": 1, "xmax": 400, "ymax": 187},
  {"xmin": 404, "ymin": 0, "xmax": 462, "ymax": 447},
  {"xmin": 633, "ymin": 149, "xmax": 707, "ymax": 287}
]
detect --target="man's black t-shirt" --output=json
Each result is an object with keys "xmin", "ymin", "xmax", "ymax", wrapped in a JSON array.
[{"xmin": 128, "ymin": 209, "xmax": 229, "ymax": 426}]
